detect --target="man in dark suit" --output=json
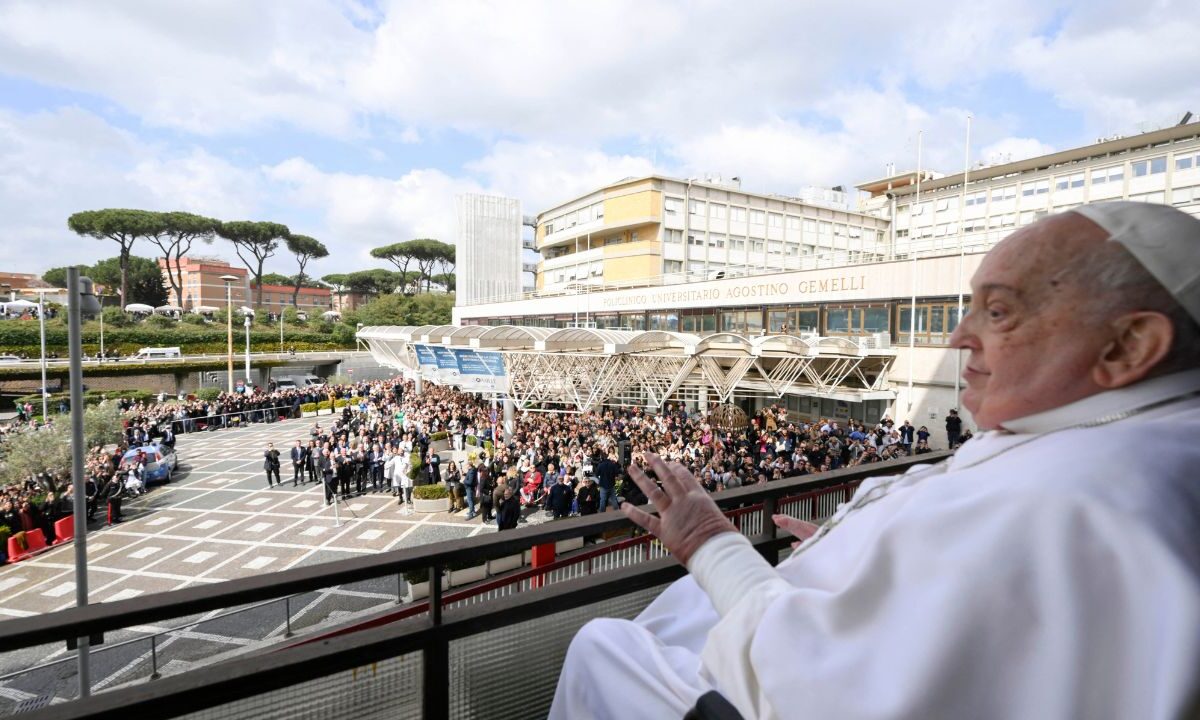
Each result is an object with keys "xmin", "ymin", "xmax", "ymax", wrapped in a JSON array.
[
  {"xmin": 263, "ymin": 443, "xmax": 281, "ymax": 488},
  {"xmin": 290, "ymin": 440, "xmax": 305, "ymax": 486},
  {"xmin": 160, "ymin": 426, "xmax": 176, "ymax": 449},
  {"xmin": 320, "ymin": 450, "xmax": 336, "ymax": 505},
  {"xmin": 496, "ymin": 487, "xmax": 521, "ymax": 530},
  {"xmin": 594, "ymin": 453, "xmax": 621, "ymax": 512}
]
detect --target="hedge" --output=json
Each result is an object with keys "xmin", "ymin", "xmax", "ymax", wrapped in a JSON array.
[
  {"xmin": 333, "ymin": 398, "xmax": 350, "ymax": 409},
  {"xmin": 195, "ymin": 387, "xmax": 222, "ymax": 402},
  {"xmin": 408, "ymin": 451, "xmax": 422, "ymax": 480},
  {"xmin": 14, "ymin": 388, "xmax": 157, "ymax": 410},
  {"xmin": 413, "ymin": 484, "xmax": 449, "ymax": 500},
  {"xmin": 465, "ymin": 435, "xmax": 478, "ymax": 446},
  {"xmin": 429, "ymin": 431, "xmax": 448, "ymax": 442},
  {"xmin": 299, "ymin": 402, "xmax": 318, "ymax": 413},
  {"xmin": 0, "ymin": 358, "xmax": 291, "ymax": 382}
]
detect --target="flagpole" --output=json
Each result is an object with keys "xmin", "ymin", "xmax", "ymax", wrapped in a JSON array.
[
  {"xmin": 907, "ymin": 131, "xmax": 922, "ymax": 411},
  {"xmin": 954, "ymin": 114, "xmax": 972, "ymax": 413}
]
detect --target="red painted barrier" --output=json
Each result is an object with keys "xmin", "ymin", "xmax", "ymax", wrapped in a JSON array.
[
  {"xmin": 53, "ymin": 516, "xmax": 74, "ymax": 545},
  {"xmin": 6, "ymin": 535, "xmax": 26, "ymax": 562},
  {"xmin": 24, "ymin": 529, "xmax": 46, "ymax": 554},
  {"xmin": 530, "ymin": 542, "xmax": 555, "ymax": 589}
]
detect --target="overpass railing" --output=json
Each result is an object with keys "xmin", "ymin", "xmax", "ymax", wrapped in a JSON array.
[{"xmin": 0, "ymin": 453, "xmax": 948, "ymax": 720}]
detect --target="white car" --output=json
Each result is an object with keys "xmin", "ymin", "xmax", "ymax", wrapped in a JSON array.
[{"xmin": 0, "ymin": 355, "xmax": 22, "ymax": 364}]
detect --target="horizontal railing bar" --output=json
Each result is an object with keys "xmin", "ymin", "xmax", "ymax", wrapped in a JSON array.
[
  {"xmin": 20, "ymin": 556, "xmax": 690, "ymax": 720},
  {"xmin": 0, "ymin": 453, "xmax": 947, "ymax": 653}
]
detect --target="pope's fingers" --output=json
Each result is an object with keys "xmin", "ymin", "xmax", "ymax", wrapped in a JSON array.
[
  {"xmin": 647, "ymin": 453, "xmax": 688, "ymax": 496},
  {"xmin": 664, "ymin": 460, "xmax": 697, "ymax": 493},
  {"xmin": 772, "ymin": 513, "xmax": 819, "ymax": 541},
  {"xmin": 628, "ymin": 464, "xmax": 668, "ymax": 508},
  {"xmin": 622, "ymin": 502, "xmax": 661, "ymax": 536}
]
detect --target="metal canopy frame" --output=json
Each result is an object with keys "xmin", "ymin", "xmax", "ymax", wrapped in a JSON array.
[{"xmin": 358, "ymin": 325, "xmax": 897, "ymax": 412}]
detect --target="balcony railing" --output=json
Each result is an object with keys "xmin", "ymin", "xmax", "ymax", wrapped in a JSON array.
[{"xmin": 0, "ymin": 453, "xmax": 947, "ymax": 720}]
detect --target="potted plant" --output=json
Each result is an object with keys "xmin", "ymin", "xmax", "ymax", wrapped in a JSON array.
[
  {"xmin": 412, "ymin": 483, "xmax": 449, "ymax": 513},
  {"xmin": 428, "ymin": 431, "xmax": 451, "ymax": 453},
  {"xmin": 403, "ymin": 566, "xmax": 447, "ymax": 602},
  {"xmin": 0, "ymin": 525, "xmax": 10, "ymax": 565},
  {"xmin": 447, "ymin": 555, "xmax": 487, "ymax": 587}
]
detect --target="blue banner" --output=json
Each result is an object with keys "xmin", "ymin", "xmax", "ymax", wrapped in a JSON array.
[
  {"xmin": 414, "ymin": 344, "xmax": 437, "ymax": 366},
  {"xmin": 433, "ymin": 346, "xmax": 458, "ymax": 370},
  {"xmin": 478, "ymin": 351, "xmax": 506, "ymax": 377},
  {"xmin": 452, "ymin": 348, "xmax": 489, "ymax": 376}
]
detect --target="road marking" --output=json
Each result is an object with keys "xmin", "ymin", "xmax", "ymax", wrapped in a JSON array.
[
  {"xmin": 193, "ymin": 520, "xmax": 221, "ymax": 530},
  {"xmin": 43, "ymin": 581, "xmax": 75, "ymax": 598},
  {"xmin": 349, "ymin": 503, "xmax": 368, "ymax": 511},
  {"xmin": 301, "ymin": 526, "xmax": 327, "ymax": 537},
  {"xmin": 105, "ymin": 589, "xmax": 143, "ymax": 602},
  {"xmin": 246, "ymin": 522, "xmax": 273, "ymax": 533},
  {"xmin": 246, "ymin": 498, "xmax": 270, "ymax": 506},
  {"xmin": 129, "ymin": 546, "xmax": 161, "ymax": 559},
  {"xmin": 146, "ymin": 516, "xmax": 175, "ymax": 526},
  {"xmin": 242, "ymin": 556, "xmax": 276, "ymax": 570},
  {"xmin": 294, "ymin": 500, "xmax": 318, "ymax": 508},
  {"xmin": 183, "ymin": 551, "xmax": 217, "ymax": 564},
  {"xmin": 0, "ymin": 577, "xmax": 27, "ymax": 593},
  {"xmin": 356, "ymin": 529, "xmax": 384, "ymax": 541}
]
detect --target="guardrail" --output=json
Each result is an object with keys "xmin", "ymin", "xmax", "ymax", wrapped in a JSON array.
[
  {"xmin": 0, "ymin": 453, "xmax": 949, "ymax": 719},
  {"xmin": 0, "ymin": 351, "xmax": 368, "ymax": 369}
]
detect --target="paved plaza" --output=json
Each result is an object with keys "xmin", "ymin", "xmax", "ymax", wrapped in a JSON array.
[{"xmin": 0, "ymin": 417, "xmax": 496, "ymax": 710}]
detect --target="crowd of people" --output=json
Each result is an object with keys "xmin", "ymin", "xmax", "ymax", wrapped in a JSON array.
[
  {"xmin": 250, "ymin": 376, "xmax": 963, "ymax": 531},
  {"xmin": 2, "ymin": 372, "xmax": 966, "ymax": 556}
]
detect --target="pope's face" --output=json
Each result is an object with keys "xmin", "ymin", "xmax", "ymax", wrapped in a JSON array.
[{"xmin": 950, "ymin": 213, "xmax": 1111, "ymax": 429}]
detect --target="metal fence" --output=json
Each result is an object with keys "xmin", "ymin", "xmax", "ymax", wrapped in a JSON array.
[{"xmin": 0, "ymin": 453, "xmax": 947, "ymax": 719}]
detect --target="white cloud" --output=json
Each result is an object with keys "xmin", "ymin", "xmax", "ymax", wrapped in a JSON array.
[
  {"xmin": 0, "ymin": 0, "xmax": 367, "ymax": 136},
  {"xmin": 1011, "ymin": 0, "xmax": 1200, "ymax": 136},
  {"xmin": 977, "ymin": 137, "xmax": 1056, "ymax": 167},
  {"xmin": 265, "ymin": 157, "xmax": 485, "ymax": 268}
]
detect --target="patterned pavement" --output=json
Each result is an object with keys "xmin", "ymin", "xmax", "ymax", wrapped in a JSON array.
[{"xmin": 0, "ymin": 417, "xmax": 497, "ymax": 710}]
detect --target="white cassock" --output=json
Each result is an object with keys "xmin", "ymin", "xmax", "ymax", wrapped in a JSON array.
[{"xmin": 551, "ymin": 369, "xmax": 1200, "ymax": 719}]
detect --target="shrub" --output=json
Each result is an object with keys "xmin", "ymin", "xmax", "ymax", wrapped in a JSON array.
[
  {"xmin": 144, "ymin": 315, "xmax": 177, "ymax": 330},
  {"xmin": 333, "ymin": 398, "xmax": 350, "ymax": 409},
  {"xmin": 0, "ymin": 524, "xmax": 11, "ymax": 544},
  {"xmin": 465, "ymin": 435, "xmax": 478, "ymax": 446},
  {"xmin": 412, "ymin": 484, "xmax": 448, "ymax": 500},
  {"xmin": 483, "ymin": 440, "xmax": 494, "ymax": 455},
  {"xmin": 196, "ymin": 387, "xmax": 222, "ymax": 402},
  {"xmin": 316, "ymin": 400, "xmax": 333, "ymax": 411},
  {"xmin": 429, "ymin": 431, "xmax": 448, "ymax": 442},
  {"xmin": 408, "ymin": 451, "xmax": 422, "ymax": 481},
  {"xmin": 299, "ymin": 402, "xmax": 317, "ymax": 414},
  {"xmin": 181, "ymin": 314, "xmax": 207, "ymax": 326}
]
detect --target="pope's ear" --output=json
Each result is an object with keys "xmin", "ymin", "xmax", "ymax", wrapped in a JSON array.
[{"xmin": 1092, "ymin": 311, "xmax": 1174, "ymax": 388}]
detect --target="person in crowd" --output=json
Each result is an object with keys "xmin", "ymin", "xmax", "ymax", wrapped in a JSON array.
[
  {"xmin": 496, "ymin": 487, "xmax": 521, "ymax": 530},
  {"xmin": 290, "ymin": 440, "xmax": 306, "ymax": 486},
  {"xmin": 463, "ymin": 459, "xmax": 479, "ymax": 520},
  {"xmin": 548, "ymin": 473, "xmax": 575, "ymax": 519},
  {"xmin": 945, "ymin": 408, "xmax": 963, "ymax": 449},
  {"xmin": 576, "ymin": 475, "xmax": 599, "ymax": 516},
  {"xmin": 551, "ymin": 201, "xmax": 1200, "ymax": 719},
  {"xmin": 263, "ymin": 443, "xmax": 281, "ymax": 488}
]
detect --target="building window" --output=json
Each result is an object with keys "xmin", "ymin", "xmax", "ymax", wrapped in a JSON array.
[
  {"xmin": 1055, "ymin": 172, "xmax": 1085, "ymax": 190},
  {"xmin": 750, "ymin": 240, "xmax": 765, "ymax": 253},
  {"xmin": 898, "ymin": 301, "xmax": 967, "ymax": 346},
  {"xmin": 824, "ymin": 305, "xmax": 890, "ymax": 336},
  {"xmin": 768, "ymin": 241, "xmax": 782, "ymax": 254},
  {"xmin": 664, "ymin": 260, "xmax": 683, "ymax": 274},
  {"xmin": 689, "ymin": 200, "xmax": 705, "ymax": 216},
  {"xmin": 935, "ymin": 198, "xmax": 950, "ymax": 212},
  {"xmin": 786, "ymin": 216, "xmax": 801, "ymax": 229},
  {"xmin": 730, "ymin": 239, "xmax": 746, "ymax": 251},
  {"xmin": 630, "ymin": 231, "xmax": 639, "ymax": 243},
  {"xmin": 1022, "ymin": 179, "xmax": 1049, "ymax": 196},
  {"xmin": 1091, "ymin": 164, "xmax": 1124, "ymax": 185},
  {"xmin": 688, "ymin": 234, "xmax": 704, "ymax": 246},
  {"xmin": 708, "ymin": 234, "xmax": 726, "ymax": 248},
  {"xmin": 768, "ymin": 307, "xmax": 819, "ymax": 333},
  {"xmin": 768, "ymin": 213, "xmax": 783, "ymax": 227},
  {"xmin": 664, "ymin": 197, "xmax": 683, "ymax": 215},
  {"xmin": 964, "ymin": 190, "xmax": 987, "ymax": 206},
  {"xmin": 648, "ymin": 312, "xmax": 679, "ymax": 331},
  {"xmin": 731, "ymin": 207, "xmax": 747, "ymax": 223},
  {"xmin": 720, "ymin": 309, "xmax": 763, "ymax": 335},
  {"xmin": 1131, "ymin": 156, "xmax": 1167, "ymax": 177},
  {"xmin": 991, "ymin": 186, "xmax": 1016, "ymax": 202},
  {"xmin": 709, "ymin": 204, "xmax": 726, "ymax": 220},
  {"xmin": 1176, "ymin": 153, "xmax": 1198, "ymax": 171},
  {"xmin": 664, "ymin": 229, "xmax": 683, "ymax": 243},
  {"xmin": 750, "ymin": 210, "xmax": 766, "ymax": 225}
]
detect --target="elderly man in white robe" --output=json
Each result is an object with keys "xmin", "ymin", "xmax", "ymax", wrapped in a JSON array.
[{"xmin": 550, "ymin": 201, "xmax": 1200, "ymax": 720}]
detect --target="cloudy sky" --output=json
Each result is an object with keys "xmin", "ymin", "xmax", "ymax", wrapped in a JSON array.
[{"xmin": 1, "ymin": 0, "xmax": 1197, "ymax": 278}]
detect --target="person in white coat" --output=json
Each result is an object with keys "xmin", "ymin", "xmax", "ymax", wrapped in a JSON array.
[{"xmin": 551, "ymin": 202, "xmax": 1200, "ymax": 720}]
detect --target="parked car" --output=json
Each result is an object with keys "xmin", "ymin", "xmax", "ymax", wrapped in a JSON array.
[
  {"xmin": 0, "ymin": 355, "xmax": 22, "ymax": 364},
  {"xmin": 121, "ymin": 445, "xmax": 178, "ymax": 484}
]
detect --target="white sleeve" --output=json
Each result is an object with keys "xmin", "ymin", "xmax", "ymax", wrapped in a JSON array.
[{"xmin": 688, "ymin": 492, "xmax": 1200, "ymax": 720}]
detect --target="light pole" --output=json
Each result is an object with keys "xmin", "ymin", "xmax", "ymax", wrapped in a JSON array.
[
  {"xmin": 220, "ymin": 275, "xmax": 238, "ymax": 394},
  {"xmin": 279, "ymin": 309, "xmax": 285, "ymax": 353},
  {"xmin": 31, "ymin": 288, "xmax": 55, "ymax": 420},
  {"xmin": 244, "ymin": 314, "xmax": 252, "ymax": 391},
  {"xmin": 66, "ymin": 268, "xmax": 101, "ymax": 698},
  {"xmin": 98, "ymin": 304, "xmax": 105, "ymax": 360}
]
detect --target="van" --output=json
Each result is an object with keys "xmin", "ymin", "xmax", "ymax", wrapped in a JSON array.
[
  {"xmin": 134, "ymin": 347, "xmax": 182, "ymax": 360},
  {"xmin": 274, "ymin": 377, "xmax": 299, "ymax": 390},
  {"xmin": 299, "ymin": 374, "xmax": 325, "ymax": 388}
]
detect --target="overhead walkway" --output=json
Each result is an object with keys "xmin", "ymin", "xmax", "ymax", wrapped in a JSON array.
[{"xmin": 357, "ymin": 324, "xmax": 896, "ymax": 411}]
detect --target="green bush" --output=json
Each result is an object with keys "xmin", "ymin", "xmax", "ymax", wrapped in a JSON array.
[
  {"xmin": 145, "ymin": 315, "xmax": 176, "ymax": 329},
  {"xmin": 408, "ymin": 451, "xmax": 422, "ymax": 480},
  {"xmin": 299, "ymin": 402, "xmax": 317, "ymax": 414},
  {"xmin": 0, "ymin": 524, "xmax": 11, "ymax": 544},
  {"xmin": 333, "ymin": 398, "xmax": 350, "ymax": 409},
  {"xmin": 195, "ymin": 387, "xmax": 222, "ymax": 402},
  {"xmin": 413, "ymin": 484, "xmax": 448, "ymax": 500},
  {"xmin": 483, "ymin": 440, "xmax": 494, "ymax": 455},
  {"xmin": 429, "ymin": 431, "xmax": 448, "ymax": 442},
  {"xmin": 465, "ymin": 435, "xmax": 478, "ymax": 446},
  {"xmin": 181, "ymin": 313, "xmax": 207, "ymax": 326},
  {"xmin": 316, "ymin": 400, "xmax": 333, "ymax": 411}
]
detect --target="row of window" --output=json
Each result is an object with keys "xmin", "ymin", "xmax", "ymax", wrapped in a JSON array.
[
  {"xmin": 544, "ymin": 202, "xmax": 604, "ymax": 235},
  {"xmin": 906, "ymin": 150, "xmax": 1200, "ymax": 217},
  {"xmin": 475, "ymin": 299, "xmax": 970, "ymax": 345}
]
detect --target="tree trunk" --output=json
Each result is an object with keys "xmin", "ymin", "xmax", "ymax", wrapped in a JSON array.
[
  {"xmin": 254, "ymin": 258, "xmax": 265, "ymax": 309},
  {"xmin": 292, "ymin": 257, "xmax": 307, "ymax": 308},
  {"xmin": 120, "ymin": 245, "xmax": 130, "ymax": 307}
]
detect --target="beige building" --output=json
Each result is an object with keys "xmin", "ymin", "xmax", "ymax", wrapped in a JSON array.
[{"xmin": 454, "ymin": 120, "xmax": 1200, "ymax": 431}]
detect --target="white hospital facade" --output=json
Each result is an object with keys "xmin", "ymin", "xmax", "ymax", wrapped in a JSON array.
[{"xmin": 452, "ymin": 121, "xmax": 1200, "ymax": 430}]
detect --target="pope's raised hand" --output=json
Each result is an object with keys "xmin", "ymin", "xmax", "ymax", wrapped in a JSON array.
[
  {"xmin": 621, "ymin": 453, "xmax": 737, "ymax": 566},
  {"xmin": 772, "ymin": 513, "xmax": 819, "ymax": 548}
]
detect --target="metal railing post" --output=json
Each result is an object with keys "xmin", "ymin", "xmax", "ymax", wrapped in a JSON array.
[
  {"xmin": 284, "ymin": 597, "xmax": 293, "ymax": 638},
  {"xmin": 396, "ymin": 573, "xmax": 404, "ymax": 604},
  {"xmin": 149, "ymin": 635, "xmax": 160, "ymax": 680},
  {"xmin": 760, "ymin": 497, "xmax": 778, "ymax": 566},
  {"xmin": 423, "ymin": 564, "xmax": 449, "ymax": 719}
]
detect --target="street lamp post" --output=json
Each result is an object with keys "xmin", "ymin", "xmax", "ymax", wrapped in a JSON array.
[
  {"xmin": 220, "ymin": 275, "xmax": 238, "ymax": 394},
  {"xmin": 66, "ymin": 268, "xmax": 101, "ymax": 698},
  {"xmin": 244, "ymin": 314, "xmax": 252, "ymax": 391},
  {"xmin": 35, "ymin": 290, "xmax": 49, "ymax": 420}
]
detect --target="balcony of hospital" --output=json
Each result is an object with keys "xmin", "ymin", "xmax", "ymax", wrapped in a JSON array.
[{"xmin": 0, "ymin": 455, "xmax": 943, "ymax": 720}]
